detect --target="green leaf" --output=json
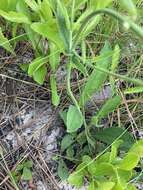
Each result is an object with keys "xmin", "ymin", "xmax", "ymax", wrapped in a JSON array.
[
  {"xmin": 49, "ymin": 43, "xmax": 60, "ymax": 72},
  {"xmin": 79, "ymin": 41, "xmax": 112, "ymax": 106},
  {"xmin": 129, "ymin": 140, "xmax": 143, "ymax": 157},
  {"xmin": 24, "ymin": 0, "xmax": 39, "ymax": 12},
  {"xmin": 90, "ymin": 0, "xmax": 112, "ymax": 9},
  {"xmin": 23, "ymin": 160, "xmax": 33, "ymax": 168},
  {"xmin": 22, "ymin": 167, "xmax": 32, "ymax": 181},
  {"xmin": 0, "ymin": 0, "xmax": 9, "ymax": 11},
  {"xmin": 0, "ymin": 27, "xmax": 15, "ymax": 54},
  {"xmin": 33, "ymin": 65, "xmax": 47, "ymax": 85},
  {"xmin": 110, "ymin": 44, "xmax": 120, "ymax": 94},
  {"xmin": 124, "ymin": 86, "xmax": 143, "ymax": 94},
  {"xmin": 97, "ymin": 181, "xmax": 115, "ymax": 190},
  {"xmin": 28, "ymin": 56, "xmax": 48, "ymax": 76},
  {"xmin": 96, "ymin": 152, "xmax": 111, "ymax": 164},
  {"xmin": 61, "ymin": 134, "xmax": 74, "ymax": 152},
  {"xmin": 0, "ymin": 10, "xmax": 30, "ymax": 24},
  {"xmin": 87, "ymin": 180, "xmax": 97, "ymax": 190},
  {"xmin": 28, "ymin": 56, "xmax": 47, "ymax": 84},
  {"xmin": 91, "ymin": 95, "xmax": 121, "ymax": 125},
  {"xmin": 31, "ymin": 21, "xmax": 63, "ymax": 50},
  {"xmin": 20, "ymin": 64, "xmax": 29, "ymax": 72},
  {"xmin": 111, "ymin": 44, "xmax": 120, "ymax": 72},
  {"xmin": 16, "ymin": 164, "xmax": 24, "ymax": 171},
  {"xmin": 94, "ymin": 127, "xmax": 135, "ymax": 150},
  {"xmin": 68, "ymin": 172, "xmax": 84, "ymax": 188},
  {"xmin": 72, "ymin": 56, "xmax": 88, "ymax": 76},
  {"xmin": 39, "ymin": 0, "xmax": 53, "ymax": 21},
  {"xmin": 66, "ymin": 146, "xmax": 74, "ymax": 158},
  {"xmin": 119, "ymin": 152, "xmax": 139, "ymax": 171},
  {"xmin": 0, "ymin": 0, "xmax": 18, "ymax": 11},
  {"xmin": 67, "ymin": 105, "xmax": 83, "ymax": 133},
  {"xmin": 117, "ymin": 169, "xmax": 132, "ymax": 182},
  {"xmin": 126, "ymin": 184, "xmax": 137, "ymax": 190},
  {"xmin": 119, "ymin": 0, "xmax": 137, "ymax": 20},
  {"xmin": 56, "ymin": 0, "xmax": 70, "ymax": 52},
  {"xmin": 58, "ymin": 159, "xmax": 69, "ymax": 181},
  {"xmin": 94, "ymin": 163, "xmax": 116, "ymax": 177},
  {"xmin": 59, "ymin": 110, "xmax": 67, "ymax": 126},
  {"xmin": 112, "ymin": 182, "xmax": 124, "ymax": 190},
  {"xmin": 50, "ymin": 75, "xmax": 60, "ymax": 106},
  {"xmin": 110, "ymin": 140, "xmax": 123, "ymax": 162}
]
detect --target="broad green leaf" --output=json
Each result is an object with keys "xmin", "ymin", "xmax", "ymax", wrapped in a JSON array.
[
  {"xmin": 16, "ymin": 0, "xmax": 40, "ymax": 52},
  {"xmin": 0, "ymin": 27, "xmax": 15, "ymax": 54},
  {"xmin": 96, "ymin": 152, "xmax": 110, "ymax": 164},
  {"xmin": 0, "ymin": 10, "xmax": 30, "ymax": 24},
  {"xmin": 58, "ymin": 159, "xmax": 69, "ymax": 181},
  {"xmin": 50, "ymin": 75, "xmax": 60, "ymax": 106},
  {"xmin": 59, "ymin": 110, "xmax": 67, "ymax": 126},
  {"xmin": 0, "ymin": 0, "xmax": 9, "ymax": 11},
  {"xmin": 119, "ymin": 0, "xmax": 137, "ymax": 20},
  {"xmin": 0, "ymin": 0, "xmax": 17, "ymax": 11},
  {"xmin": 8, "ymin": 0, "xmax": 18, "ymax": 11},
  {"xmin": 82, "ymin": 155, "xmax": 92, "ymax": 164},
  {"xmin": 97, "ymin": 181, "xmax": 115, "ymax": 190},
  {"xmin": 119, "ymin": 152, "xmax": 139, "ymax": 170},
  {"xmin": 94, "ymin": 163, "xmax": 116, "ymax": 177},
  {"xmin": 117, "ymin": 169, "xmax": 132, "ymax": 182},
  {"xmin": 61, "ymin": 134, "xmax": 75, "ymax": 152},
  {"xmin": 129, "ymin": 140, "xmax": 143, "ymax": 157},
  {"xmin": 31, "ymin": 21, "xmax": 64, "ymax": 50},
  {"xmin": 67, "ymin": 105, "xmax": 83, "ymax": 133},
  {"xmin": 94, "ymin": 127, "xmax": 135, "ymax": 150},
  {"xmin": 126, "ymin": 184, "xmax": 137, "ymax": 190},
  {"xmin": 56, "ymin": 0, "xmax": 70, "ymax": 52},
  {"xmin": 79, "ymin": 42, "xmax": 112, "ymax": 107},
  {"xmin": 110, "ymin": 140, "xmax": 123, "ymax": 162},
  {"xmin": 112, "ymin": 182, "xmax": 124, "ymax": 190},
  {"xmin": 68, "ymin": 172, "xmax": 84, "ymax": 188},
  {"xmin": 23, "ymin": 160, "xmax": 33, "ymax": 168},
  {"xmin": 39, "ymin": 0, "xmax": 53, "ymax": 21},
  {"xmin": 124, "ymin": 86, "xmax": 143, "ymax": 94},
  {"xmin": 28, "ymin": 56, "xmax": 47, "ymax": 77},
  {"xmin": 22, "ymin": 167, "xmax": 32, "ymax": 181},
  {"xmin": 28, "ymin": 56, "xmax": 48, "ymax": 84},
  {"xmin": 33, "ymin": 65, "xmax": 47, "ymax": 85},
  {"xmin": 20, "ymin": 64, "xmax": 29, "ymax": 72},
  {"xmin": 91, "ymin": 95, "xmax": 121, "ymax": 125}
]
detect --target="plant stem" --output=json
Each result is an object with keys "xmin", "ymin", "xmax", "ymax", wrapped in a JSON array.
[{"xmin": 73, "ymin": 8, "xmax": 143, "ymax": 48}]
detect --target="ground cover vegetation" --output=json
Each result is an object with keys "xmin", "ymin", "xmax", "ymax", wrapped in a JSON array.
[{"xmin": 0, "ymin": 0, "xmax": 143, "ymax": 189}]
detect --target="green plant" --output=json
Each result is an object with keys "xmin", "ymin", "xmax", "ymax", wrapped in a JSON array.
[
  {"xmin": 68, "ymin": 139, "xmax": 143, "ymax": 190},
  {"xmin": 0, "ymin": 0, "xmax": 143, "ymax": 188},
  {"xmin": 12, "ymin": 160, "xmax": 33, "ymax": 182},
  {"xmin": 0, "ymin": 0, "xmax": 143, "ymax": 108}
]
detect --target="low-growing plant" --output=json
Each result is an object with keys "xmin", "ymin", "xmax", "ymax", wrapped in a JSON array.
[
  {"xmin": 0, "ymin": 0, "xmax": 143, "ymax": 107},
  {"xmin": 1, "ymin": 1, "xmax": 143, "ymax": 187},
  {"xmin": 68, "ymin": 139, "xmax": 143, "ymax": 190},
  {"xmin": 12, "ymin": 160, "xmax": 33, "ymax": 182}
]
